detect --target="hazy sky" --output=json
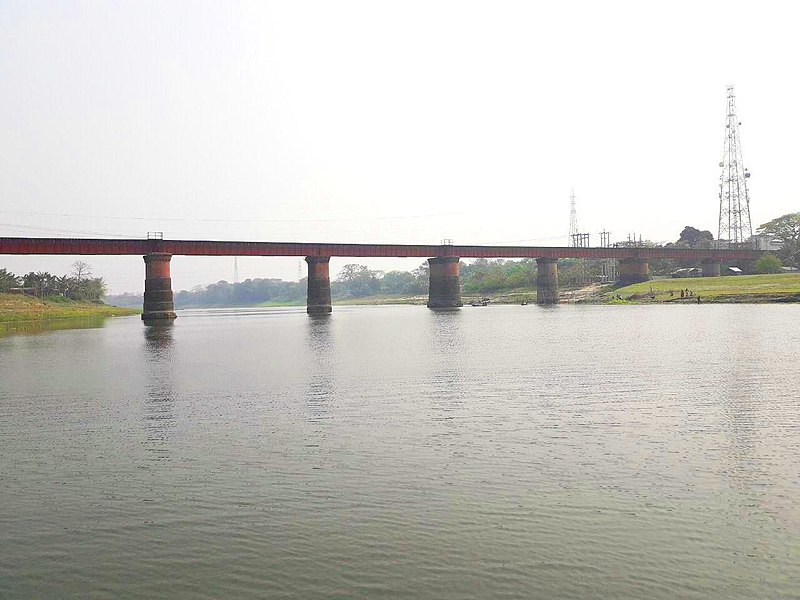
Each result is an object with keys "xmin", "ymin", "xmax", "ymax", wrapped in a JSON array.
[{"xmin": 1, "ymin": 1, "xmax": 798, "ymax": 293}]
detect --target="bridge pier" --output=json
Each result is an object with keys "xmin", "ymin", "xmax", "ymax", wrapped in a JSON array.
[
  {"xmin": 427, "ymin": 257, "xmax": 462, "ymax": 309},
  {"xmin": 142, "ymin": 253, "xmax": 177, "ymax": 324},
  {"xmin": 617, "ymin": 257, "xmax": 650, "ymax": 285},
  {"xmin": 536, "ymin": 258, "xmax": 559, "ymax": 304},
  {"xmin": 306, "ymin": 256, "xmax": 332, "ymax": 314},
  {"xmin": 701, "ymin": 259, "xmax": 721, "ymax": 277}
]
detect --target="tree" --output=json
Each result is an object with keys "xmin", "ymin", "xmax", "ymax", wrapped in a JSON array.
[
  {"xmin": 336, "ymin": 264, "xmax": 369, "ymax": 282},
  {"xmin": 83, "ymin": 277, "xmax": 107, "ymax": 301},
  {"xmin": 677, "ymin": 226, "xmax": 714, "ymax": 248},
  {"xmin": 72, "ymin": 260, "xmax": 92, "ymax": 282},
  {"xmin": 757, "ymin": 212, "xmax": 800, "ymax": 266},
  {"xmin": 2, "ymin": 265, "xmax": 110, "ymax": 302},
  {"xmin": 53, "ymin": 275, "xmax": 72, "ymax": 297},
  {"xmin": 381, "ymin": 270, "xmax": 415, "ymax": 294},
  {"xmin": 754, "ymin": 254, "xmax": 783, "ymax": 274},
  {"xmin": 335, "ymin": 264, "xmax": 381, "ymax": 297},
  {"xmin": 0, "ymin": 268, "xmax": 20, "ymax": 292},
  {"xmin": 411, "ymin": 262, "xmax": 429, "ymax": 294},
  {"xmin": 22, "ymin": 271, "xmax": 55, "ymax": 297}
]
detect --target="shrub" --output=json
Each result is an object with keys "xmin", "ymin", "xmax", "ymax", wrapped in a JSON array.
[{"xmin": 754, "ymin": 254, "xmax": 783, "ymax": 274}]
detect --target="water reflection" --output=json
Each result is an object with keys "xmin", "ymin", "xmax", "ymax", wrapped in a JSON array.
[
  {"xmin": 144, "ymin": 324, "xmax": 174, "ymax": 358},
  {"xmin": 428, "ymin": 308, "xmax": 463, "ymax": 354},
  {"xmin": 0, "ymin": 316, "xmax": 107, "ymax": 338},
  {"xmin": 716, "ymin": 318, "xmax": 772, "ymax": 517},
  {"xmin": 3, "ymin": 304, "xmax": 800, "ymax": 598},
  {"xmin": 142, "ymin": 325, "xmax": 176, "ymax": 461},
  {"xmin": 304, "ymin": 315, "xmax": 335, "ymax": 423},
  {"xmin": 426, "ymin": 310, "xmax": 466, "ymax": 419}
]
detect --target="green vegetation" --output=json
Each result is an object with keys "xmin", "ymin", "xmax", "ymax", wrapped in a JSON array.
[
  {"xmin": 0, "ymin": 262, "xmax": 108, "ymax": 301},
  {"xmin": 603, "ymin": 273, "xmax": 800, "ymax": 303},
  {"xmin": 1, "ymin": 261, "xmax": 138, "ymax": 325},
  {"xmin": 754, "ymin": 254, "xmax": 783, "ymax": 274},
  {"xmin": 335, "ymin": 294, "xmax": 427, "ymax": 306},
  {"xmin": 757, "ymin": 212, "xmax": 800, "ymax": 266},
  {"xmin": 255, "ymin": 299, "xmax": 305, "ymax": 307},
  {"xmin": 0, "ymin": 316, "xmax": 113, "ymax": 338},
  {"xmin": 96, "ymin": 215, "xmax": 800, "ymax": 309},
  {"xmin": 0, "ymin": 293, "xmax": 139, "ymax": 323},
  {"xmin": 172, "ymin": 278, "xmax": 305, "ymax": 307}
]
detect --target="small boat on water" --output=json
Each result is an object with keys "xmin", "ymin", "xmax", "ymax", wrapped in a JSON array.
[{"xmin": 470, "ymin": 298, "xmax": 490, "ymax": 307}]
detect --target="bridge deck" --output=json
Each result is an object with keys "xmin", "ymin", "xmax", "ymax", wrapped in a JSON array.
[{"xmin": 0, "ymin": 238, "xmax": 761, "ymax": 261}]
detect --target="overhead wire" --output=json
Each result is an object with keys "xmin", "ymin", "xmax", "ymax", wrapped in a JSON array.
[
  {"xmin": 0, "ymin": 206, "xmax": 579, "ymax": 247},
  {"xmin": 0, "ymin": 208, "xmax": 461, "ymax": 224},
  {"xmin": 0, "ymin": 222, "xmax": 140, "ymax": 238}
]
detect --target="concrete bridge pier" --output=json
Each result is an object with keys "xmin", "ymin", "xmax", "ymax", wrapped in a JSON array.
[
  {"xmin": 427, "ymin": 257, "xmax": 462, "ymax": 309},
  {"xmin": 142, "ymin": 253, "xmax": 177, "ymax": 324},
  {"xmin": 306, "ymin": 256, "xmax": 332, "ymax": 314},
  {"xmin": 701, "ymin": 260, "xmax": 722, "ymax": 277},
  {"xmin": 536, "ymin": 258, "xmax": 559, "ymax": 304},
  {"xmin": 618, "ymin": 257, "xmax": 650, "ymax": 285}
]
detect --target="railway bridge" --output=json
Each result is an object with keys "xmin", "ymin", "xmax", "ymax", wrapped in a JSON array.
[{"xmin": 0, "ymin": 237, "xmax": 762, "ymax": 323}]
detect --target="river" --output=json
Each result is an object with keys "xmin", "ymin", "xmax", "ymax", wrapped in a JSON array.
[{"xmin": 1, "ymin": 304, "xmax": 798, "ymax": 598}]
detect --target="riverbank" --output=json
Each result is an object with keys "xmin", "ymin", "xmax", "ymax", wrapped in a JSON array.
[
  {"xmin": 335, "ymin": 294, "xmax": 427, "ymax": 306},
  {"xmin": 105, "ymin": 273, "xmax": 800, "ymax": 313},
  {"xmin": 0, "ymin": 293, "xmax": 140, "ymax": 322},
  {"xmin": 335, "ymin": 274, "xmax": 800, "ymax": 306},
  {"xmin": 596, "ymin": 273, "xmax": 800, "ymax": 304}
]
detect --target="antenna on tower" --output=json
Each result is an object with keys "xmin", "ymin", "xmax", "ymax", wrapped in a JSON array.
[
  {"xmin": 718, "ymin": 85, "xmax": 753, "ymax": 244},
  {"xmin": 234, "ymin": 257, "xmax": 239, "ymax": 284}
]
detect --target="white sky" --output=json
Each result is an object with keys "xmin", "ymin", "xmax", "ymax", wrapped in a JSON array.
[{"xmin": 1, "ymin": 0, "xmax": 798, "ymax": 293}]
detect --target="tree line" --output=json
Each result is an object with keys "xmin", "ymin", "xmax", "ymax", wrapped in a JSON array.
[
  {"xmin": 0, "ymin": 261, "xmax": 107, "ymax": 301},
  {"xmin": 104, "ymin": 259, "xmax": 599, "ymax": 308},
  {"xmin": 103, "ymin": 213, "xmax": 798, "ymax": 309}
]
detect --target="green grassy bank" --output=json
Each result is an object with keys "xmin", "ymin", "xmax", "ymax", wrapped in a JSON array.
[
  {"xmin": 603, "ymin": 273, "xmax": 800, "ymax": 304},
  {"xmin": 0, "ymin": 293, "xmax": 140, "ymax": 322},
  {"xmin": 331, "ymin": 274, "xmax": 800, "ymax": 306},
  {"xmin": 335, "ymin": 290, "xmax": 539, "ymax": 306},
  {"xmin": 334, "ymin": 294, "xmax": 427, "ymax": 306}
]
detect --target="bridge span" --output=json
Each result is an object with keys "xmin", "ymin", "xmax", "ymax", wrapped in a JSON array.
[{"xmin": 0, "ymin": 237, "xmax": 762, "ymax": 323}]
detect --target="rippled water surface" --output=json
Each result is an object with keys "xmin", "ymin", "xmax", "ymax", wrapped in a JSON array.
[{"xmin": 1, "ymin": 304, "xmax": 799, "ymax": 598}]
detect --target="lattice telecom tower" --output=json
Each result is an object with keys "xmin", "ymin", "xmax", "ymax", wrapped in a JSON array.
[
  {"xmin": 568, "ymin": 189, "xmax": 578, "ymax": 246},
  {"xmin": 568, "ymin": 189, "xmax": 590, "ymax": 284},
  {"xmin": 718, "ymin": 85, "xmax": 753, "ymax": 244},
  {"xmin": 568, "ymin": 189, "xmax": 589, "ymax": 248}
]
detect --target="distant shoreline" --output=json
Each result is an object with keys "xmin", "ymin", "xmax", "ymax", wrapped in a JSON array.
[{"xmin": 98, "ymin": 273, "xmax": 800, "ymax": 313}]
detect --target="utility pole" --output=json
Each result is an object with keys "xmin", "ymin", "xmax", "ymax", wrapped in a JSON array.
[
  {"xmin": 718, "ymin": 85, "xmax": 753, "ymax": 244},
  {"xmin": 599, "ymin": 229, "xmax": 615, "ymax": 282}
]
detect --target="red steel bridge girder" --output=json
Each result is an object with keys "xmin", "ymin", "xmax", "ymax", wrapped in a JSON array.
[{"xmin": 0, "ymin": 238, "xmax": 762, "ymax": 261}]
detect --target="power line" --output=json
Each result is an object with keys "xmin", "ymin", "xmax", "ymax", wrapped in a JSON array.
[
  {"xmin": 0, "ymin": 208, "xmax": 461, "ymax": 224},
  {"xmin": 0, "ymin": 221, "xmax": 137, "ymax": 238},
  {"xmin": 485, "ymin": 235, "xmax": 565, "ymax": 244}
]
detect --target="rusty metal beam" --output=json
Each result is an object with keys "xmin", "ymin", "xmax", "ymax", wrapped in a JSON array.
[{"xmin": 0, "ymin": 237, "xmax": 763, "ymax": 261}]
